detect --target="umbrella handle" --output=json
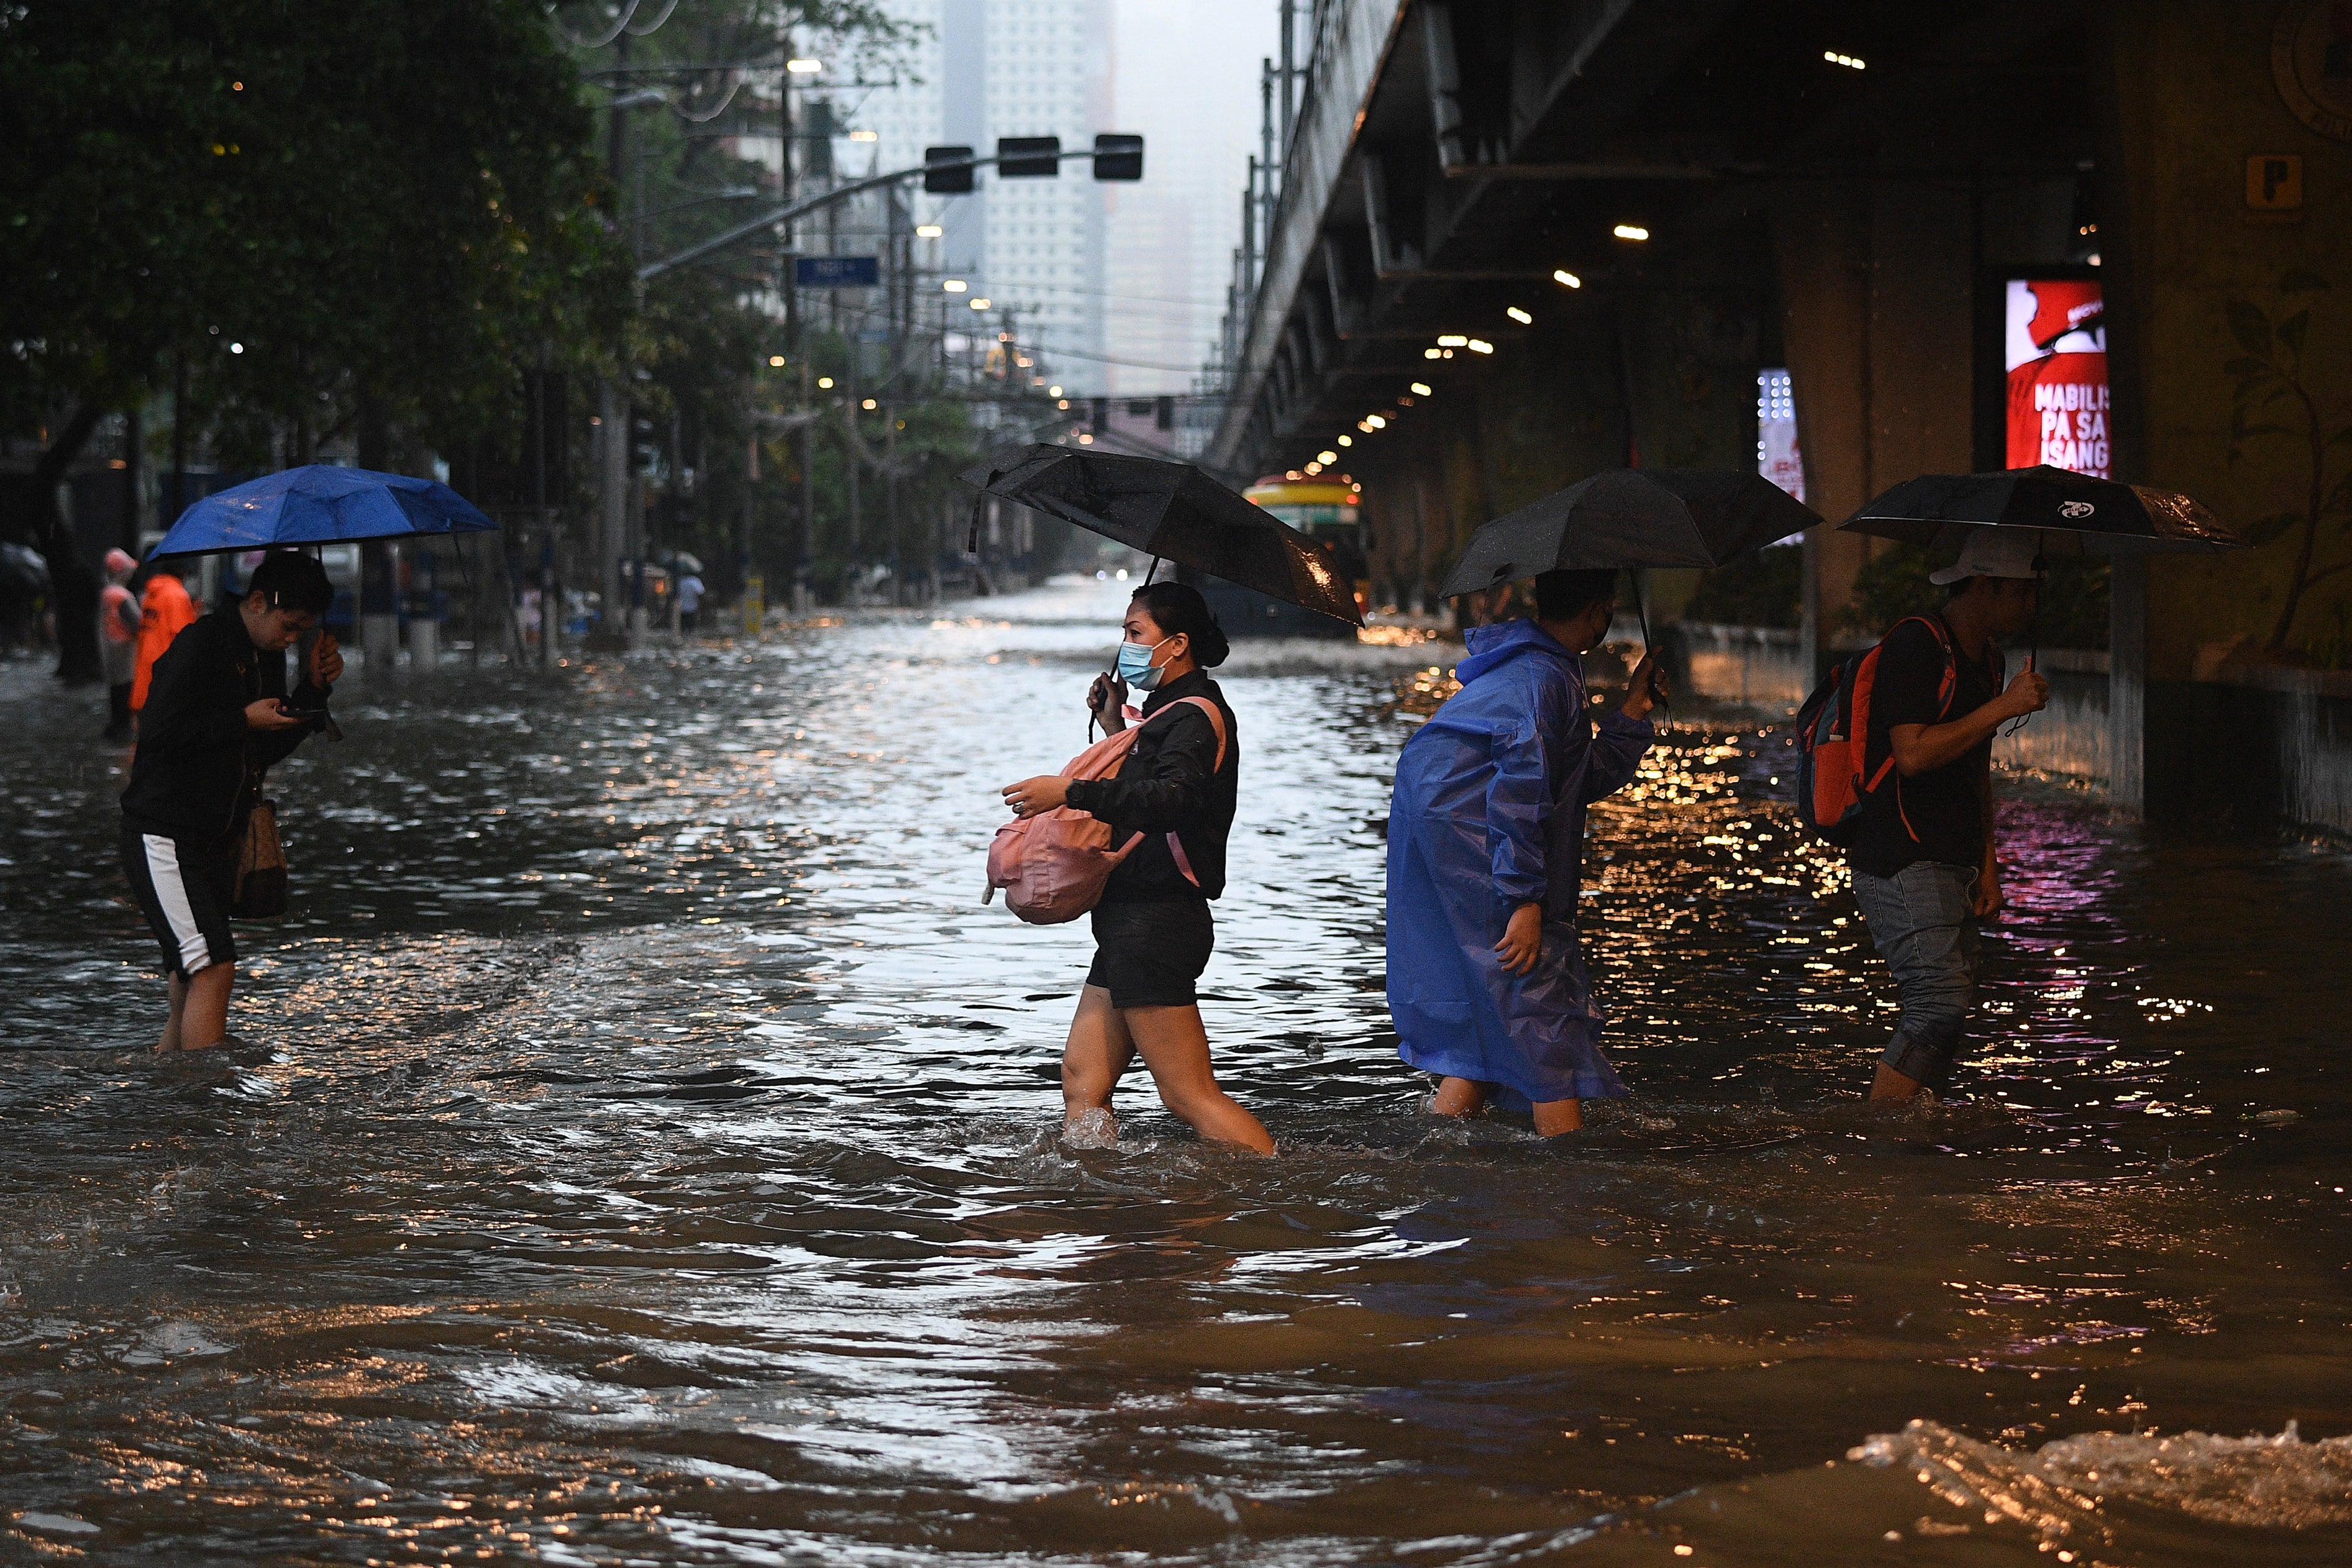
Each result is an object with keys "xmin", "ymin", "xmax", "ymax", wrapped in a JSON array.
[{"xmin": 1632, "ymin": 568, "xmax": 1667, "ymax": 711}]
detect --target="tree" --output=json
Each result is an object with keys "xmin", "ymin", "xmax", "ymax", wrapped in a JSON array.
[
  {"xmin": 0, "ymin": 1, "xmax": 632, "ymax": 677},
  {"xmin": 2227, "ymin": 270, "xmax": 2352, "ymax": 659}
]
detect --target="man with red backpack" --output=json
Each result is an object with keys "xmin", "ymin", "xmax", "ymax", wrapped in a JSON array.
[{"xmin": 1838, "ymin": 529, "xmax": 2049, "ymax": 1103}]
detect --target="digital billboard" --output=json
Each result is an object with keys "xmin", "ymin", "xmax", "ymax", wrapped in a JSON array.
[{"xmin": 2003, "ymin": 277, "xmax": 2107, "ymax": 476}]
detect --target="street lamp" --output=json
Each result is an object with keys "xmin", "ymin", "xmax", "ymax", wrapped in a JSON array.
[{"xmin": 786, "ymin": 58, "xmax": 823, "ymax": 73}]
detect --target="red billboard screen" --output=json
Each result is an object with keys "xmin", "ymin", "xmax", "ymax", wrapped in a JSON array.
[{"xmin": 2004, "ymin": 277, "xmax": 2108, "ymax": 476}]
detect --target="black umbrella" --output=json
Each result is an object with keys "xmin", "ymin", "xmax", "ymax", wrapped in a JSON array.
[
  {"xmin": 1436, "ymin": 468, "xmax": 1820, "ymax": 598},
  {"xmin": 957, "ymin": 444, "xmax": 1364, "ymax": 626},
  {"xmin": 1837, "ymin": 465, "xmax": 2241, "ymax": 555}
]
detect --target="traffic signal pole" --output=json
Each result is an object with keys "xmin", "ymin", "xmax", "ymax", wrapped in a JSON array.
[{"xmin": 636, "ymin": 143, "xmax": 1137, "ymax": 283}]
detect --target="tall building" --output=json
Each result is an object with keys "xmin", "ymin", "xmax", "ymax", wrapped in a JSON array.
[{"xmin": 848, "ymin": 1, "xmax": 1113, "ymax": 394}]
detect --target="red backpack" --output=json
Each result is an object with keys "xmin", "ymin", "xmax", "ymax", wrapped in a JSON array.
[{"xmin": 1794, "ymin": 615, "xmax": 1958, "ymax": 847}]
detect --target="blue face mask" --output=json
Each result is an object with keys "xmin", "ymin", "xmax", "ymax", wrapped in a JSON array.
[{"xmin": 1116, "ymin": 637, "xmax": 1169, "ymax": 691}]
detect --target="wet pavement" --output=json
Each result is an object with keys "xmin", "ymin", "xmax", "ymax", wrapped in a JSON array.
[{"xmin": 2, "ymin": 577, "xmax": 2349, "ymax": 1566}]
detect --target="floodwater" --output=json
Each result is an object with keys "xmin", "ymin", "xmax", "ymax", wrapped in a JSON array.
[{"xmin": 3, "ymin": 577, "xmax": 2349, "ymax": 1567}]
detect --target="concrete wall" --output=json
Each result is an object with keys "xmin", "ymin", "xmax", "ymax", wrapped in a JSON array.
[{"xmin": 2094, "ymin": 0, "xmax": 2352, "ymax": 830}]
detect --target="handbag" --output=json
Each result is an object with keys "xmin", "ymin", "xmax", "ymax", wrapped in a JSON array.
[
  {"xmin": 230, "ymin": 798, "xmax": 288, "ymax": 919},
  {"xmin": 983, "ymin": 697, "xmax": 1228, "ymax": 924}
]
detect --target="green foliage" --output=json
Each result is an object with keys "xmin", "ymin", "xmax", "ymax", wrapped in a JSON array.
[
  {"xmin": 1846, "ymin": 542, "xmax": 2107, "ymax": 649},
  {"xmin": 0, "ymin": 0, "xmax": 632, "ymax": 462},
  {"xmin": 1846, "ymin": 542, "xmax": 1944, "ymax": 636},
  {"xmin": 1680, "ymin": 544, "xmax": 1801, "ymax": 628}
]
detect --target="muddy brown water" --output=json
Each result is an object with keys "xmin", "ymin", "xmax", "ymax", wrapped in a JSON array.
[{"xmin": 3, "ymin": 578, "xmax": 2348, "ymax": 1566}]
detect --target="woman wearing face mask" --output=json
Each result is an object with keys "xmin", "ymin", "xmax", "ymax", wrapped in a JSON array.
[{"xmin": 1000, "ymin": 581, "xmax": 1273, "ymax": 1154}]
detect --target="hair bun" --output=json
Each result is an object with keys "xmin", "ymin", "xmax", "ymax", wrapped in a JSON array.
[{"xmin": 1130, "ymin": 580, "xmax": 1229, "ymax": 667}]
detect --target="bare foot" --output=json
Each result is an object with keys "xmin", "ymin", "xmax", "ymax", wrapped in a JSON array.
[{"xmin": 1430, "ymin": 1077, "xmax": 1485, "ymax": 1117}]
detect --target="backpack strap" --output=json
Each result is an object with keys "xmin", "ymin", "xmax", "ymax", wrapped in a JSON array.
[{"xmin": 1144, "ymin": 695, "xmax": 1228, "ymax": 889}]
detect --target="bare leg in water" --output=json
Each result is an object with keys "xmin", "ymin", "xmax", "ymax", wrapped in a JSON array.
[
  {"xmin": 1430, "ymin": 1075, "xmax": 1584, "ymax": 1135},
  {"xmin": 1869, "ymin": 1062, "xmax": 1936, "ymax": 1103},
  {"xmin": 158, "ymin": 964, "xmax": 235, "ymax": 1052},
  {"xmin": 1061, "ymin": 983, "xmax": 1274, "ymax": 1154}
]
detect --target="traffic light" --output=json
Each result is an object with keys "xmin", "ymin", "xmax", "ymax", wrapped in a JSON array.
[
  {"xmin": 998, "ymin": 136, "xmax": 1060, "ymax": 177},
  {"xmin": 1092, "ymin": 134, "xmax": 1144, "ymax": 181},
  {"xmin": 924, "ymin": 145, "xmax": 974, "ymax": 194}
]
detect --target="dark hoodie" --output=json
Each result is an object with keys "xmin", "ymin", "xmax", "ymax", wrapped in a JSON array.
[{"xmin": 121, "ymin": 609, "xmax": 329, "ymax": 843}]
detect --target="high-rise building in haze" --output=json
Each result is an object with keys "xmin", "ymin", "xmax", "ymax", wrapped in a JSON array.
[{"xmin": 850, "ymin": 1, "xmax": 1113, "ymax": 396}]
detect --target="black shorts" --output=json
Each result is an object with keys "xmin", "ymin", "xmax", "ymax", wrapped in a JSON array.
[
  {"xmin": 121, "ymin": 821, "xmax": 237, "ymax": 980},
  {"xmin": 1086, "ymin": 897, "xmax": 1213, "ymax": 1010}
]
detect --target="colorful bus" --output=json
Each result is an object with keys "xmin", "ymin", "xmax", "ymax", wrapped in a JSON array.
[{"xmin": 1182, "ymin": 475, "xmax": 1369, "ymax": 638}]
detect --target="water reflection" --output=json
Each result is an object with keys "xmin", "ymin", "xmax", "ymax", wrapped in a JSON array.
[{"xmin": 2, "ymin": 579, "xmax": 2349, "ymax": 1565}]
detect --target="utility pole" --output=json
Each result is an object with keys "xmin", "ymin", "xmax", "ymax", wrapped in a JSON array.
[
  {"xmin": 1279, "ymin": 0, "xmax": 1297, "ymax": 157},
  {"xmin": 844, "ymin": 326, "xmax": 860, "ymax": 585},
  {"xmin": 1259, "ymin": 58, "xmax": 1280, "ymax": 253},
  {"xmin": 601, "ymin": 27, "xmax": 633, "ymax": 648},
  {"xmin": 886, "ymin": 184, "xmax": 908, "ymax": 603},
  {"xmin": 779, "ymin": 35, "xmax": 811, "ymax": 614}
]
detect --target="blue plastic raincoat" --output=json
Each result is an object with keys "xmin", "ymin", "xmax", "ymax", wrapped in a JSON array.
[{"xmin": 1385, "ymin": 619, "xmax": 1655, "ymax": 1107}]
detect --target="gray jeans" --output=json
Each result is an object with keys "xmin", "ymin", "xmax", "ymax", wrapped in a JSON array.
[{"xmin": 1849, "ymin": 861, "xmax": 1981, "ymax": 1087}]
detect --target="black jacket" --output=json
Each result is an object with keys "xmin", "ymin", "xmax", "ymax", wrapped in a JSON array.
[
  {"xmin": 1064, "ymin": 669, "xmax": 1239, "ymax": 902},
  {"xmin": 121, "ymin": 609, "xmax": 329, "ymax": 843}
]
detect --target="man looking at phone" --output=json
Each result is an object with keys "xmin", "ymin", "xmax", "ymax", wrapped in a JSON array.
[
  {"xmin": 119, "ymin": 552, "xmax": 342, "ymax": 1051},
  {"xmin": 1848, "ymin": 528, "xmax": 2049, "ymax": 1103}
]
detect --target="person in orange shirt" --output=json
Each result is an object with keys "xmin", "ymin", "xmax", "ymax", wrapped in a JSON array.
[{"xmin": 131, "ymin": 560, "xmax": 198, "ymax": 722}]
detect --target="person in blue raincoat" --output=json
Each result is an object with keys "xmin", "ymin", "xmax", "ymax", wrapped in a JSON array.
[{"xmin": 1386, "ymin": 568, "xmax": 1664, "ymax": 1134}]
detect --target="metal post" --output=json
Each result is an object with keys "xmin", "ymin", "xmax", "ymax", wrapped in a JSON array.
[
  {"xmin": 1241, "ymin": 160, "xmax": 1258, "ymax": 297},
  {"xmin": 1280, "ymin": 0, "xmax": 1297, "ymax": 159},
  {"xmin": 1260, "ymin": 58, "xmax": 1277, "ymax": 240},
  {"xmin": 845, "ymin": 336, "xmax": 860, "ymax": 585}
]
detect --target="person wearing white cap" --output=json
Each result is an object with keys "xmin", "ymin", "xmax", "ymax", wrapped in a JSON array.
[{"xmin": 1846, "ymin": 527, "xmax": 2049, "ymax": 1103}]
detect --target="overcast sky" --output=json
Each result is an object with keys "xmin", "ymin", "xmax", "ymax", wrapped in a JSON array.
[{"xmin": 1105, "ymin": 0, "xmax": 1282, "ymax": 392}]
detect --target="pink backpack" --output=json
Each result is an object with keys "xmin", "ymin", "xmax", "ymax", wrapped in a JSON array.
[{"xmin": 984, "ymin": 695, "xmax": 1228, "ymax": 924}]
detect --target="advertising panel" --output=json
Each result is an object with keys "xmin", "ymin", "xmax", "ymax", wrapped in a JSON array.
[{"xmin": 2003, "ymin": 277, "xmax": 2108, "ymax": 476}]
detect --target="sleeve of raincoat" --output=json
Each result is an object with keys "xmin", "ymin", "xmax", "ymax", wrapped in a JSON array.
[
  {"xmin": 1577, "ymin": 709, "xmax": 1654, "ymax": 805},
  {"xmin": 1064, "ymin": 707, "xmax": 1216, "ymax": 831},
  {"xmin": 1484, "ymin": 708, "xmax": 1559, "ymax": 906}
]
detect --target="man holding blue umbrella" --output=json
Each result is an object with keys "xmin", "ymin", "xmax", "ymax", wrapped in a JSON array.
[
  {"xmin": 118, "ymin": 465, "xmax": 498, "ymax": 1050},
  {"xmin": 118, "ymin": 551, "xmax": 342, "ymax": 1051}
]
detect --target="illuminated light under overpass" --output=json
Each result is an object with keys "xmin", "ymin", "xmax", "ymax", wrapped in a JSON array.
[{"xmin": 1554, "ymin": 269, "xmax": 1582, "ymax": 288}]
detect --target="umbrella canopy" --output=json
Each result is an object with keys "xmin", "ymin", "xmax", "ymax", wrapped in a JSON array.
[
  {"xmin": 1838, "ymin": 466, "xmax": 2240, "ymax": 555},
  {"xmin": 958, "ymin": 444, "xmax": 1363, "ymax": 625},
  {"xmin": 1436, "ymin": 468, "xmax": 1818, "ymax": 598},
  {"xmin": 148, "ymin": 465, "xmax": 498, "ymax": 558}
]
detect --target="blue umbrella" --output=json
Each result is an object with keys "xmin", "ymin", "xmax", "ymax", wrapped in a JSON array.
[{"xmin": 148, "ymin": 464, "xmax": 497, "ymax": 558}]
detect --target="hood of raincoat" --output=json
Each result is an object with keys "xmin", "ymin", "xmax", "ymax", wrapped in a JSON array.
[{"xmin": 1454, "ymin": 618, "xmax": 1574, "ymax": 686}]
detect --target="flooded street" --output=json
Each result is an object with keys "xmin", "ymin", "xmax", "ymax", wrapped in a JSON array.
[{"xmin": 4, "ymin": 577, "xmax": 2350, "ymax": 1566}]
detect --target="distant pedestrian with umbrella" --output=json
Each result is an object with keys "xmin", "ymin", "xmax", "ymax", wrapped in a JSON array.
[
  {"xmin": 118, "ymin": 464, "xmax": 499, "ymax": 1051},
  {"xmin": 119, "ymin": 552, "xmax": 341, "ymax": 1052},
  {"xmin": 1815, "ymin": 465, "xmax": 2241, "ymax": 1103}
]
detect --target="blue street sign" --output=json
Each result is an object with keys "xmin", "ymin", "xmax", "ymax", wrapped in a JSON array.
[{"xmin": 795, "ymin": 255, "xmax": 881, "ymax": 288}]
